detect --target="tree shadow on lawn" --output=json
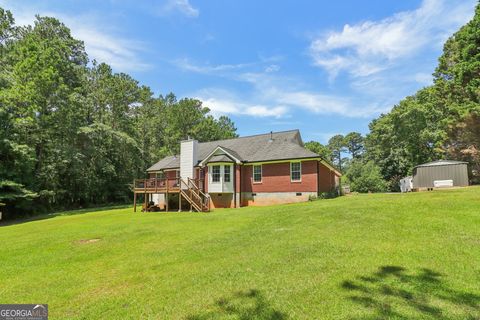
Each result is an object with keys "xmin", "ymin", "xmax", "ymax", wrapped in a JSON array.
[
  {"xmin": 0, "ymin": 204, "xmax": 131, "ymax": 227},
  {"xmin": 186, "ymin": 289, "xmax": 288, "ymax": 320},
  {"xmin": 341, "ymin": 265, "xmax": 480, "ymax": 319}
]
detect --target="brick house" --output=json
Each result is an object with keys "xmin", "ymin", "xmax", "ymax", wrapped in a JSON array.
[{"xmin": 133, "ymin": 130, "xmax": 341, "ymax": 211}]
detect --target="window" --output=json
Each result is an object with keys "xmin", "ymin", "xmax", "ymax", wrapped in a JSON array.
[
  {"xmin": 212, "ymin": 165, "xmax": 221, "ymax": 182},
  {"xmin": 253, "ymin": 165, "xmax": 262, "ymax": 183},
  {"xmin": 224, "ymin": 165, "xmax": 231, "ymax": 182},
  {"xmin": 291, "ymin": 162, "xmax": 301, "ymax": 181}
]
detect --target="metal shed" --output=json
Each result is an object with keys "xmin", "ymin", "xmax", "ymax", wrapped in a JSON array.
[{"xmin": 412, "ymin": 160, "xmax": 469, "ymax": 189}]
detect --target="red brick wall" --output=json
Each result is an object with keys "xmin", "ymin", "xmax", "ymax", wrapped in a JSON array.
[
  {"xmin": 164, "ymin": 170, "xmax": 178, "ymax": 189},
  {"xmin": 164, "ymin": 170, "xmax": 177, "ymax": 179},
  {"xmin": 241, "ymin": 160, "xmax": 318, "ymax": 193},
  {"xmin": 210, "ymin": 193, "xmax": 234, "ymax": 208},
  {"xmin": 318, "ymin": 162, "xmax": 337, "ymax": 192}
]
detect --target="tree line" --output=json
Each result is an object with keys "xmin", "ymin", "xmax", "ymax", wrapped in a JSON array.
[
  {"xmin": 305, "ymin": 3, "xmax": 480, "ymax": 193},
  {"xmin": 0, "ymin": 8, "xmax": 237, "ymax": 219}
]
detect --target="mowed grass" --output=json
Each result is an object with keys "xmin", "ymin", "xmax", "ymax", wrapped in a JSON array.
[{"xmin": 1, "ymin": 188, "xmax": 479, "ymax": 319}]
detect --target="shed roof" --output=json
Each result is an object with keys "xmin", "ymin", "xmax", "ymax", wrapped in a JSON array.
[
  {"xmin": 147, "ymin": 129, "xmax": 320, "ymax": 171},
  {"xmin": 414, "ymin": 160, "xmax": 468, "ymax": 168}
]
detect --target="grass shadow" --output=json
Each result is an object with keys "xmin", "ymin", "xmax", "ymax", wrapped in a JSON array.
[
  {"xmin": 186, "ymin": 289, "xmax": 288, "ymax": 320},
  {"xmin": 0, "ymin": 204, "xmax": 131, "ymax": 227},
  {"xmin": 341, "ymin": 265, "xmax": 480, "ymax": 319}
]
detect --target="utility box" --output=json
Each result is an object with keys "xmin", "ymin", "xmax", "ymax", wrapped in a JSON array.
[{"xmin": 399, "ymin": 176, "xmax": 413, "ymax": 192}]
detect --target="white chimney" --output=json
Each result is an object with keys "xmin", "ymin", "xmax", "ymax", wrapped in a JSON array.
[{"xmin": 180, "ymin": 138, "xmax": 198, "ymax": 186}]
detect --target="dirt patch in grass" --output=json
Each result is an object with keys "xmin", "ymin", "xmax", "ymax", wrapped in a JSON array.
[{"xmin": 75, "ymin": 238, "xmax": 101, "ymax": 244}]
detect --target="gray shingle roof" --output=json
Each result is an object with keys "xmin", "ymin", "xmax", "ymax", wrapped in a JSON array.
[
  {"xmin": 415, "ymin": 160, "xmax": 468, "ymax": 168},
  {"xmin": 147, "ymin": 129, "xmax": 320, "ymax": 171},
  {"xmin": 147, "ymin": 155, "xmax": 180, "ymax": 171},
  {"xmin": 207, "ymin": 155, "xmax": 234, "ymax": 163}
]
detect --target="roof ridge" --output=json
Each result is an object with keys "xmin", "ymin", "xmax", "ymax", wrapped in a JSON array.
[{"xmin": 198, "ymin": 129, "xmax": 299, "ymax": 145}]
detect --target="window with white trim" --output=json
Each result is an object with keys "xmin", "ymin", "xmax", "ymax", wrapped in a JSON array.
[
  {"xmin": 290, "ymin": 162, "xmax": 301, "ymax": 181},
  {"xmin": 212, "ymin": 165, "xmax": 221, "ymax": 182},
  {"xmin": 224, "ymin": 165, "xmax": 231, "ymax": 182},
  {"xmin": 253, "ymin": 165, "xmax": 262, "ymax": 183}
]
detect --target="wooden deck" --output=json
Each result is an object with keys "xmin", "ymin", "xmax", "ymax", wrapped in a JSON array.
[{"xmin": 133, "ymin": 177, "xmax": 209, "ymax": 212}]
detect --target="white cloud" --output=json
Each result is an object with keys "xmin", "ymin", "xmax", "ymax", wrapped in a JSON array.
[
  {"xmin": 174, "ymin": 58, "xmax": 253, "ymax": 74},
  {"xmin": 73, "ymin": 26, "xmax": 150, "ymax": 72},
  {"xmin": 3, "ymin": 2, "xmax": 149, "ymax": 72},
  {"xmin": 310, "ymin": 0, "xmax": 476, "ymax": 79},
  {"xmin": 192, "ymin": 71, "xmax": 388, "ymax": 119},
  {"xmin": 239, "ymin": 72, "xmax": 388, "ymax": 118},
  {"xmin": 194, "ymin": 89, "xmax": 288, "ymax": 118},
  {"xmin": 173, "ymin": 55, "xmax": 285, "ymax": 76},
  {"xmin": 264, "ymin": 64, "xmax": 280, "ymax": 73},
  {"xmin": 160, "ymin": 0, "xmax": 199, "ymax": 17}
]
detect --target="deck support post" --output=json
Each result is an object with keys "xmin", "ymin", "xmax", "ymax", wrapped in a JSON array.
[
  {"xmin": 133, "ymin": 192, "xmax": 137, "ymax": 212},
  {"xmin": 166, "ymin": 191, "xmax": 169, "ymax": 212},
  {"xmin": 144, "ymin": 192, "xmax": 147, "ymax": 213},
  {"xmin": 179, "ymin": 193, "xmax": 182, "ymax": 212}
]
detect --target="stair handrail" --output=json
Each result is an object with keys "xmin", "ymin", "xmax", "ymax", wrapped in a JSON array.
[
  {"xmin": 180, "ymin": 179, "xmax": 204, "ymax": 207},
  {"xmin": 180, "ymin": 178, "xmax": 210, "ymax": 211},
  {"xmin": 187, "ymin": 178, "xmax": 209, "ymax": 200},
  {"xmin": 191, "ymin": 179, "xmax": 210, "ymax": 210},
  {"xmin": 180, "ymin": 189, "xmax": 202, "ymax": 212}
]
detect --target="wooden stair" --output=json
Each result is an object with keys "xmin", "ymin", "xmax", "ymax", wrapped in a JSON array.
[{"xmin": 179, "ymin": 178, "xmax": 210, "ymax": 212}]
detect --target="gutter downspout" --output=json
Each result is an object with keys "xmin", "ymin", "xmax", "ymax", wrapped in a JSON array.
[
  {"xmin": 234, "ymin": 163, "xmax": 237, "ymax": 208},
  {"xmin": 239, "ymin": 164, "xmax": 242, "ymax": 207}
]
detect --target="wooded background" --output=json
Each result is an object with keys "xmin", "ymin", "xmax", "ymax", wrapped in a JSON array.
[
  {"xmin": 1, "ymin": 4, "xmax": 479, "ymax": 218},
  {"xmin": 0, "ymin": 9, "xmax": 237, "ymax": 218}
]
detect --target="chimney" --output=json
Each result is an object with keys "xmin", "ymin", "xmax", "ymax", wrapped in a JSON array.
[{"xmin": 180, "ymin": 138, "xmax": 198, "ymax": 186}]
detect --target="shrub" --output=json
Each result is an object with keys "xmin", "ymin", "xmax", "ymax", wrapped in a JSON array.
[{"xmin": 345, "ymin": 160, "xmax": 387, "ymax": 193}]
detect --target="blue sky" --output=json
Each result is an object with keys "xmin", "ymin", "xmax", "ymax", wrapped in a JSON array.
[{"xmin": 1, "ymin": 0, "xmax": 477, "ymax": 142}]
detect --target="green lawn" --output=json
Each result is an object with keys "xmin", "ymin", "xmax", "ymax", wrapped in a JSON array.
[{"xmin": 1, "ymin": 188, "xmax": 479, "ymax": 319}]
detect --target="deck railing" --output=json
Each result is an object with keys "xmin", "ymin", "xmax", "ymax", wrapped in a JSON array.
[
  {"xmin": 134, "ymin": 178, "xmax": 180, "ymax": 192},
  {"xmin": 133, "ymin": 178, "xmax": 204, "ymax": 192}
]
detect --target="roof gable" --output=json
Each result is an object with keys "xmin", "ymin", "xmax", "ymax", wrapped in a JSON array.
[{"xmin": 199, "ymin": 145, "xmax": 242, "ymax": 166}]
